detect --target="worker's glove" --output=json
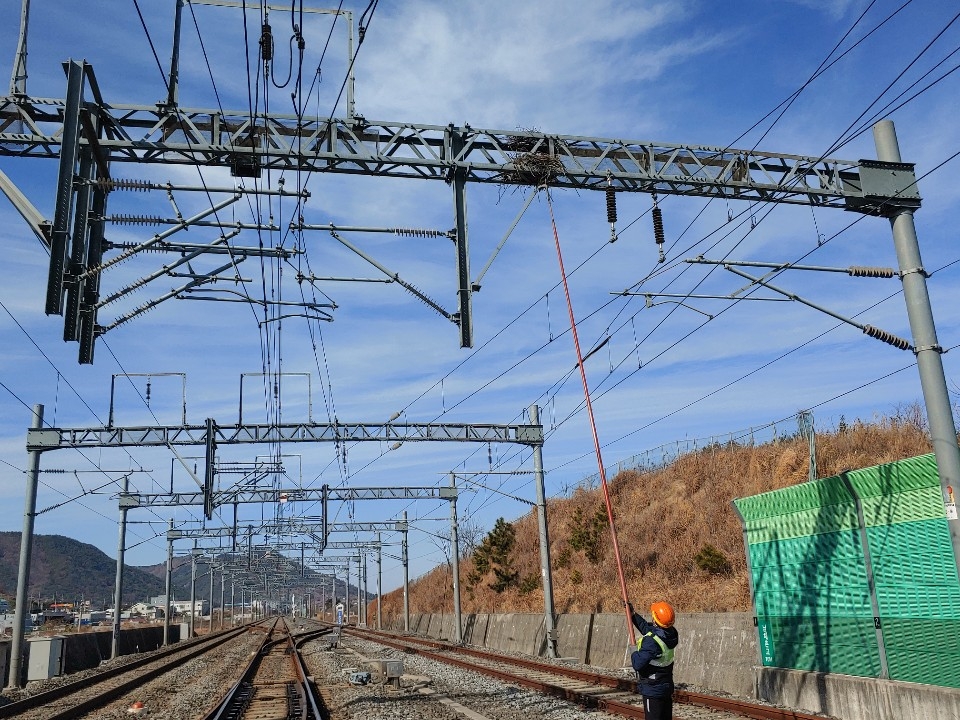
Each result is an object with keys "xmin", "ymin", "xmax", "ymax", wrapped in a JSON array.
[{"xmin": 627, "ymin": 602, "xmax": 635, "ymax": 614}]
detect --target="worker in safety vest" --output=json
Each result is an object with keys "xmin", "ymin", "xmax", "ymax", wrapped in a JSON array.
[{"xmin": 628, "ymin": 601, "xmax": 679, "ymax": 720}]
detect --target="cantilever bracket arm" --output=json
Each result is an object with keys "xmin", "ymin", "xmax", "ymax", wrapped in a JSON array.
[
  {"xmin": 0, "ymin": 167, "xmax": 50, "ymax": 248},
  {"xmin": 719, "ymin": 264, "xmax": 913, "ymax": 351}
]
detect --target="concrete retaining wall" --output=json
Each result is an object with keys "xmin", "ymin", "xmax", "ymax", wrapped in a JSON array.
[
  {"xmin": 17, "ymin": 625, "xmax": 183, "ymax": 684},
  {"xmin": 391, "ymin": 612, "xmax": 960, "ymax": 720}
]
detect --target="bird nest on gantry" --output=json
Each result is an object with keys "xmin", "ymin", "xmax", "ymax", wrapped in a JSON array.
[{"xmin": 500, "ymin": 133, "xmax": 567, "ymax": 188}]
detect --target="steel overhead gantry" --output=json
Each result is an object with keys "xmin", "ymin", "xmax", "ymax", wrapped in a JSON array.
[
  {"xmin": 0, "ymin": 57, "xmax": 915, "ymax": 362},
  {"xmin": 3, "ymin": 16, "xmax": 959, "ymax": 664},
  {"xmin": 7, "ymin": 415, "xmax": 530, "ymax": 688}
]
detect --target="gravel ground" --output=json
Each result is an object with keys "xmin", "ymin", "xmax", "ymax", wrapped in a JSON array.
[
  {"xmin": 81, "ymin": 632, "xmax": 263, "ymax": 719},
  {"xmin": 301, "ymin": 633, "xmax": 820, "ymax": 720},
  {"xmin": 0, "ymin": 630, "xmax": 262, "ymax": 720}
]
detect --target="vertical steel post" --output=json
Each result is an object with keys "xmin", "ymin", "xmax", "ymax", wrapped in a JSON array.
[
  {"xmin": 530, "ymin": 404, "xmax": 558, "ymax": 658},
  {"xmin": 376, "ymin": 533, "xmax": 382, "ymax": 630},
  {"xmin": 360, "ymin": 555, "xmax": 367, "ymax": 626},
  {"xmin": 47, "ymin": 60, "xmax": 84, "ymax": 315},
  {"xmin": 402, "ymin": 511, "xmax": 410, "ymax": 632},
  {"xmin": 165, "ymin": 0, "xmax": 184, "ymax": 108},
  {"xmin": 449, "ymin": 473, "xmax": 463, "ymax": 644},
  {"xmin": 219, "ymin": 566, "xmax": 225, "ymax": 630},
  {"xmin": 110, "ymin": 473, "xmax": 130, "ymax": 659},
  {"xmin": 230, "ymin": 579, "xmax": 235, "ymax": 626},
  {"xmin": 345, "ymin": 11, "xmax": 355, "ymax": 120},
  {"xmin": 450, "ymin": 128, "xmax": 473, "ymax": 348},
  {"xmin": 208, "ymin": 564, "xmax": 214, "ymax": 633},
  {"xmin": 839, "ymin": 475, "xmax": 889, "ymax": 677},
  {"xmin": 163, "ymin": 519, "xmax": 173, "ymax": 646},
  {"xmin": 873, "ymin": 120, "xmax": 960, "ymax": 580},
  {"xmin": 7, "ymin": 404, "xmax": 43, "ymax": 689},
  {"xmin": 356, "ymin": 554, "xmax": 362, "ymax": 626},
  {"xmin": 189, "ymin": 548, "xmax": 197, "ymax": 638},
  {"xmin": 9, "ymin": 0, "xmax": 29, "ymax": 95}
]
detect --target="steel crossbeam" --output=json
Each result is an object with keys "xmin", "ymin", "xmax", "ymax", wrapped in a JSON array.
[
  {"xmin": 28, "ymin": 420, "xmax": 541, "ymax": 451},
  {"xmin": 0, "ymin": 97, "xmax": 894, "ymax": 210},
  {"xmin": 168, "ymin": 520, "xmax": 405, "ymax": 540},
  {"xmin": 121, "ymin": 485, "xmax": 455, "ymax": 509},
  {"xmin": 0, "ymin": 68, "xmax": 921, "ymax": 363}
]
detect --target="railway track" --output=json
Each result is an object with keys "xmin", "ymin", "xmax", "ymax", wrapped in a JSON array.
[
  {"xmin": 0, "ymin": 621, "xmax": 261, "ymax": 720},
  {"xmin": 202, "ymin": 618, "xmax": 331, "ymax": 720},
  {"xmin": 343, "ymin": 625, "xmax": 828, "ymax": 720}
]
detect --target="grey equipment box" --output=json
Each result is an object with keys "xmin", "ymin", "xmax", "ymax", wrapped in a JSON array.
[
  {"xmin": 26, "ymin": 635, "xmax": 65, "ymax": 681},
  {"xmin": 366, "ymin": 658, "xmax": 404, "ymax": 687}
]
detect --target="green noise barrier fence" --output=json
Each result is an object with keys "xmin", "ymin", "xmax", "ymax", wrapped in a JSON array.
[{"xmin": 733, "ymin": 453, "xmax": 960, "ymax": 688}]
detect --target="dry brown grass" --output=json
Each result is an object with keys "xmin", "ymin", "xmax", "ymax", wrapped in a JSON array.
[{"xmin": 375, "ymin": 411, "xmax": 933, "ymax": 623}]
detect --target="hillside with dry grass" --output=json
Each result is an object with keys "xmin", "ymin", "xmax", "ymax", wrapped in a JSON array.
[{"xmin": 377, "ymin": 409, "xmax": 934, "ymax": 623}]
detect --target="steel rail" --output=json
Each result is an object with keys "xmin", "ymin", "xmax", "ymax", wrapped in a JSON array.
[
  {"xmin": 345, "ymin": 626, "xmax": 828, "ymax": 720},
  {"xmin": 0, "ymin": 623, "xmax": 254, "ymax": 719},
  {"xmin": 202, "ymin": 618, "xmax": 330, "ymax": 720}
]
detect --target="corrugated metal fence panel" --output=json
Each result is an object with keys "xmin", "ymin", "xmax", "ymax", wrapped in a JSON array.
[
  {"xmin": 845, "ymin": 453, "xmax": 940, "ymax": 499},
  {"xmin": 758, "ymin": 615, "xmax": 883, "ymax": 676},
  {"xmin": 866, "ymin": 519, "xmax": 960, "ymax": 589},
  {"xmin": 738, "ymin": 452, "xmax": 960, "ymax": 688},
  {"xmin": 736, "ymin": 477, "xmax": 854, "ymax": 520},
  {"xmin": 846, "ymin": 454, "xmax": 960, "ymax": 688},
  {"xmin": 737, "ymin": 476, "xmax": 859, "ymax": 545},
  {"xmin": 737, "ymin": 477, "xmax": 880, "ymax": 676},
  {"xmin": 880, "ymin": 617, "xmax": 960, "ymax": 687}
]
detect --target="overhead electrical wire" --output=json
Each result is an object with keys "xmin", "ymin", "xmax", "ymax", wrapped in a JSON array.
[
  {"xmin": 420, "ymin": 3, "xmax": 960, "ymax": 524},
  {"xmin": 88, "ymin": 3, "xmax": 952, "ymax": 572}
]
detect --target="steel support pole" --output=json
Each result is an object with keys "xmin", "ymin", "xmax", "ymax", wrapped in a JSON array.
[
  {"xmin": 376, "ymin": 533, "xmax": 382, "ymax": 630},
  {"xmin": 9, "ymin": 0, "xmax": 29, "ymax": 95},
  {"xmin": 530, "ymin": 404, "xmax": 558, "ymax": 658},
  {"xmin": 219, "ymin": 566, "xmax": 225, "ymax": 630},
  {"xmin": 6, "ymin": 404, "xmax": 43, "ymax": 689},
  {"xmin": 873, "ymin": 120, "xmax": 960, "ymax": 580},
  {"xmin": 110, "ymin": 473, "xmax": 130, "ymax": 659},
  {"xmin": 230, "ymin": 579, "xmax": 235, "ymax": 626},
  {"xmin": 208, "ymin": 565, "xmax": 214, "ymax": 633},
  {"xmin": 402, "ymin": 511, "xmax": 410, "ymax": 632},
  {"xmin": 449, "ymin": 473, "xmax": 463, "ymax": 643},
  {"xmin": 345, "ymin": 562, "xmax": 350, "ymax": 625},
  {"xmin": 189, "ymin": 549, "xmax": 197, "ymax": 638},
  {"xmin": 165, "ymin": 0, "xmax": 184, "ymax": 108},
  {"xmin": 451, "ymin": 130, "xmax": 473, "ymax": 348},
  {"xmin": 163, "ymin": 519, "xmax": 173, "ymax": 646},
  {"xmin": 356, "ymin": 555, "xmax": 362, "ymax": 627}
]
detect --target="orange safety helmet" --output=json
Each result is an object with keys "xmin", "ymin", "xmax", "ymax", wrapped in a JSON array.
[{"xmin": 651, "ymin": 601, "xmax": 675, "ymax": 628}]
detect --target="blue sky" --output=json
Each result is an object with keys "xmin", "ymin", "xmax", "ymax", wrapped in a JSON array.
[{"xmin": 1, "ymin": 0, "xmax": 960, "ymax": 596}]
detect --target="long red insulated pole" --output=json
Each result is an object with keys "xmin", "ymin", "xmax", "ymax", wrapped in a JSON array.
[{"xmin": 545, "ymin": 190, "xmax": 636, "ymax": 646}]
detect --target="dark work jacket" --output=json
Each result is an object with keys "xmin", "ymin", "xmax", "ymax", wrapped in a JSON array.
[{"xmin": 630, "ymin": 611, "xmax": 679, "ymax": 699}]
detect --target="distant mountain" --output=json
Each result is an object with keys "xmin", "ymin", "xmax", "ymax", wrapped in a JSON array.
[
  {"xmin": 0, "ymin": 532, "xmax": 166, "ymax": 608},
  {"xmin": 0, "ymin": 533, "xmax": 369, "ymax": 611}
]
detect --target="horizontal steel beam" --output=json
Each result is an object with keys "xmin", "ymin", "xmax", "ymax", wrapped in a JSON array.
[
  {"xmin": 28, "ymin": 421, "xmax": 541, "ymax": 451},
  {"xmin": 0, "ymin": 96, "xmax": 917, "ymax": 212},
  {"xmin": 168, "ymin": 520, "xmax": 405, "ymax": 539},
  {"xmin": 121, "ymin": 485, "xmax": 455, "ymax": 509}
]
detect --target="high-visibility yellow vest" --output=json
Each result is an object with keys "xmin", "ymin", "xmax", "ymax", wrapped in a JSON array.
[{"xmin": 637, "ymin": 631, "xmax": 675, "ymax": 667}]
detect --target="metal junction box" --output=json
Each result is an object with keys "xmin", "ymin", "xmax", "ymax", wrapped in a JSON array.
[
  {"xmin": 26, "ymin": 635, "xmax": 64, "ymax": 681},
  {"xmin": 367, "ymin": 658, "xmax": 404, "ymax": 683}
]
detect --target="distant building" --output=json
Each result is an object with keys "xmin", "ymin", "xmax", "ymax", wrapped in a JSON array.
[
  {"xmin": 149, "ymin": 595, "xmax": 208, "ymax": 616},
  {"xmin": 0, "ymin": 598, "xmax": 8, "ymax": 613},
  {"xmin": 128, "ymin": 602, "xmax": 163, "ymax": 619}
]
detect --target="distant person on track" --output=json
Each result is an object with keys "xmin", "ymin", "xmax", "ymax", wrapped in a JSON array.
[{"xmin": 628, "ymin": 600, "xmax": 678, "ymax": 720}]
